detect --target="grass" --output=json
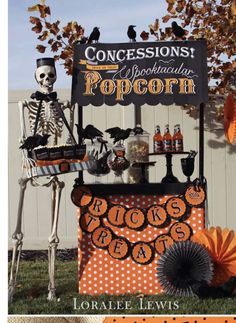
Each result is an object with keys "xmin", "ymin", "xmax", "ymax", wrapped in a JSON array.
[{"xmin": 8, "ymin": 260, "xmax": 236, "ymax": 315}]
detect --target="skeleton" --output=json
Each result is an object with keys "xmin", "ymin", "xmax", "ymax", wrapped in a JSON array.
[{"xmin": 9, "ymin": 58, "xmax": 75, "ymax": 302}]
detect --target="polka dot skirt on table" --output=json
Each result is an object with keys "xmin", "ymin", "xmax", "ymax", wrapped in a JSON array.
[{"xmin": 77, "ymin": 194, "xmax": 204, "ymax": 295}]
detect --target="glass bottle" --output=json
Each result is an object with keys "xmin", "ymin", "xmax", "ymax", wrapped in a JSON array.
[
  {"xmin": 153, "ymin": 125, "xmax": 163, "ymax": 153},
  {"xmin": 163, "ymin": 124, "xmax": 172, "ymax": 152},
  {"xmin": 174, "ymin": 124, "xmax": 184, "ymax": 152}
]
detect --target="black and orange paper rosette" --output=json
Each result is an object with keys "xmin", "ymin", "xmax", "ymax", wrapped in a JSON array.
[{"xmin": 77, "ymin": 193, "xmax": 205, "ymax": 295}]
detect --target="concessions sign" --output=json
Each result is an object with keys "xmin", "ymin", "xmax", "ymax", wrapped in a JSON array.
[{"xmin": 71, "ymin": 40, "xmax": 208, "ymax": 106}]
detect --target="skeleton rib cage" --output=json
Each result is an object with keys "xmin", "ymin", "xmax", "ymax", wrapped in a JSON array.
[{"xmin": 27, "ymin": 100, "xmax": 64, "ymax": 145}]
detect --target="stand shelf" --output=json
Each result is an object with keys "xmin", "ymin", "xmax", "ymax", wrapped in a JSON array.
[{"xmin": 81, "ymin": 182, "xmax": 189, "ymax": 195}]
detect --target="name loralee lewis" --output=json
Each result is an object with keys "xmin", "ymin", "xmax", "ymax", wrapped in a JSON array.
[{"xmin": 73, "ymin": 298, "xmax": 179, "ymax": 311}]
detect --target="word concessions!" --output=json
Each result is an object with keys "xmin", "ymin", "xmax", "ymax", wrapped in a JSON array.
[{"xmin": 71, "ymin": 40, "xmax": 208, "ymax": 106}]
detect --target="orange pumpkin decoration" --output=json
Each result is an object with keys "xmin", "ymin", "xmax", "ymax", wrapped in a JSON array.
[
  {"xmin": 124, "ymin": 208, "xmax": 145, "ymax": 230},
  {"xmin": 131, "ymin": 242, "xmax": 155, "ymax": 265},
  {"xmin": 155, "ymin": 234, "xmax": 174, "ymax": 255},
  {"xmin": 91, "ymin": 226, "xmax": 113, "ymax": 249},
  {"xmin": 224, "ymin": 93, "xmax": 236, "ymax": 144},
  {"xmin": 108, "ymin": 237, "xmax": 130, "ymax": 260},
  {"xmin": 170, "ymin": 222, "xmax": 192, "ymax": 242},
  {"xmin": 107, "ymin": 205, "xmax": 126, "ymax": 227},
  {"xmin": 88, "ymin": 197, "xmax": 108, "ymax": 217},
  {"xmin": 184, "ymin": 185, "xmax": 206, "ymax": 207},
  {"xmin": 71, "ymin": 186, "xmax": 92, "ymax": 207},
  {"xmin": 166, "ymin": 197, "xmax": 187, "ymax": 220},
  {"xmin": 147, "ymin": 205, "xmax": 168, "ymax": 227},
  {"xmin": 192, "ymin": 227, "xmax": 236, "ymax": 286}
]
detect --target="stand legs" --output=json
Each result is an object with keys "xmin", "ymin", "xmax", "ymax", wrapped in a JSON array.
[
  {"xmin": 47, "ymin": 176, "xmax": 65, "ymax": 301},
  {"xmin": 8, "ymin": 178, "xmax": 29, "ymax": 302}
]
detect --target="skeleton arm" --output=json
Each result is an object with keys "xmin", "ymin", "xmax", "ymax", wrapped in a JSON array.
[
  {"xmin": 18, "ymin": 100, "xmax": 28, "ymax": 145},
  {"xmin": 61, "ymin": 100, "xmax": 76, "ymax": 144}
]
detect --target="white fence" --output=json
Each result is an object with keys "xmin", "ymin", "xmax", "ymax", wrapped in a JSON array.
[{"xmin": 8, "ymin": 89, "xmax": 236, "ymax": 249}]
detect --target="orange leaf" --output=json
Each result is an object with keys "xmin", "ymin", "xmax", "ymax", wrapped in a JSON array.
[
  {"xmin": 38, "ymin": 30, "xmax": 49, "ymax": 41},
  {"xmin": 162, "ymin": 14, "xmax": 172, "ymax": 23},
  {"xmin": 36, "ymin": 45, "xmax": 46, "ymax": 53},
  {"xmin": 32, "ymin": 22, "xmax": 43, "ymax": 34},
  {"xmin": 27, "ymin": 5, "xmax": 40, "ymax": 12},
  {"xmin": 29, "ymin": 16, "xmax": 40, "ymax": 24}
]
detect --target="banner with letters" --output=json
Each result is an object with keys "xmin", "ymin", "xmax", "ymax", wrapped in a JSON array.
[{"xmin": 71, "ymin": 40, "xmax": 208, "ymax": 106}]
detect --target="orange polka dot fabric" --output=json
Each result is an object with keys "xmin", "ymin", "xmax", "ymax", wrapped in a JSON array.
[{"xmin": 77, "ymin": 194, "xmax": 204, "ymax": 295}]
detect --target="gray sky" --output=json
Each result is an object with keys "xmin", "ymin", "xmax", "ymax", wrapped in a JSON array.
[{"xmin": 9, "ymin": 0, "xmax": 168, "ymax": 90}]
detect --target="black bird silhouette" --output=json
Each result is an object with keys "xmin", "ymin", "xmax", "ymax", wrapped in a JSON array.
[
  {"xmin": 88, "ymin": 27, "xmax": 100, "ymax": 43},
  {"xmin": 76, "ymin": 124, "xmax": 103, "ymax": 144},
  {"xmin": 39, "ymin": 134, "xmax": 51, "ymax": 146},
  {"xmin": 127, "ymin": 25, "xmax": 136, "ymax": 42},
  {"xmin": 105, "ymin": 127, "xmax": 132, "ymax": 144},
  {"xmin": 171, "ymin": 21, "xmax": 188, "ymax": 39},
  {"xmin": 19, "ymin": 134, "xmax": 50, "ymax": 150}
]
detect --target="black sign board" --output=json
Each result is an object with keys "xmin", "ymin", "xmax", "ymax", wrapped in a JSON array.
[{"xmin": 71, "ymin": 40, "xmax": 208, "ymax": 106}]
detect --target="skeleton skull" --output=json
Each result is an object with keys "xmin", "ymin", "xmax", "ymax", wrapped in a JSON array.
[{"xmin": 35, "ymin": 65, "xmax": 57, "ymax": 94}]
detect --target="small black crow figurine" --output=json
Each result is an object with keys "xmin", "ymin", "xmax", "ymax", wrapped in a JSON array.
[
  {"xmin": 171, "ymin": 21, "xmax": 188, "ymax": 40},
  {"xmin": 127, "ymin": 25, "xmax": 136, "ymax": 42},
  {"xmin": 76, "ymin": 124, "xmax": 103, "ymax": 144},
  {"xmin": 88, "ymin": 27, "xmax": 100, "ymax": 43},
  {"xmin": 19, "ymin": 134, "xmax": 51, "ymax": 150},
  {"xmin": 105, "ymin": 127, "xmax": 132, "ymax": 144}
]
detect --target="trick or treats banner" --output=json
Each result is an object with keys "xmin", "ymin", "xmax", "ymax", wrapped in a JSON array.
[{"xmin": 71, "ymin": 40, "xmax": 208, "ymax": 106}]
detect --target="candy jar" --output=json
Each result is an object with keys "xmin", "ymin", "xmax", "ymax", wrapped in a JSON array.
[
  {"xmin": 126, "ymin": 125, "xmax": 150, "ymax": 184},
  {"xmin": 87, "ymin": 138, "xmax": 111, "ymax": 183},
  {"xmin": 107, "ymin": 142, "xmax": 130, "ymax": 183}
]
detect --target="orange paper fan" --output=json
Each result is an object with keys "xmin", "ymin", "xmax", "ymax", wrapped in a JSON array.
[
  {"xmin": 224, "ymin": 93, "xmax": 236, "ymax": 144},
  {"xmin": 192, "ymin": 226, "xmax": 236, "ymax": 286}
]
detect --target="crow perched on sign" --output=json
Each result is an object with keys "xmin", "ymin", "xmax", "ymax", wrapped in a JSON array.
[
  {"xmin": 127, "ymin": 25, "xmax": 136, "ymax": 42},
  {"xmin": 171, "ymin": 21, "xmax": 188, "ymax": 39},
  {"xmin": 76, "ymin": 124, "xmax": 103, "ymax": 144},
  {"xmin": 88, "ymin": 27, "xmax": 100, "ymax": 43},
  {"xmin": 19, "ymin": 134, "xmax": 51, "ymax": 150},
  {"xmin": 105, "ymin": 127, "xmax": 132, "ymax": 144}
]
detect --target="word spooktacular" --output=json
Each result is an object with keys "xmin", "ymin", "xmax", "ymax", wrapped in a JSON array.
[{"xmin": 72, "ymin": 41, "xmax": 208, "ymax": 107}]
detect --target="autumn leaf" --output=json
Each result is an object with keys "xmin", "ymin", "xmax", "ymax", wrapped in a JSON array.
[
  {"xmin": 29, "ymin": 16, "xmax": 40, "ymax": 24},
  {"xmin": 50, "ymin": 20, "xmax": 60, "ymax": 35},
  {"xmin": 38, "ymin": 30, "xmax": 49, "ymax": 41},
  {"xmin": 38, "ymin": 4, "xmax": 51, "ymax": 18},
  {"xmin": 162, "ymin": 14, "xmax": 172, "ymax": 23},
  {"xmin": 36, "ymin": 45, "xmax": 46, "ymax": 53},
  {"xmin": 140, "ymin": 31, "xmax": 149, "ymax": 41},
  {"xmin": 50, "ymin": 41, "xmax": 62, "ymax": 52},
  {"xmin": 32, "ymin": 21, "xmax": 43, "ymax": 33},
  {"xmin": 28, "ymin": 5, "xmax": 40, "ymax": 12}
]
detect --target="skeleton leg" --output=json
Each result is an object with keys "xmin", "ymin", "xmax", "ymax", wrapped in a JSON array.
[
  {"xmin": 47, "ymin": 176, "xmax": 65, "ymax": 301},
  {"xmin": 8, "ymin": 177, "xmax": 29, "ymax": 302}
]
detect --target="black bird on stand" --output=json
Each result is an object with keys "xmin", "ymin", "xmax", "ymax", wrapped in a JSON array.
[
  {"xmin": 127, "ymin": 25, "xmax": 136, "ymax": 42},
  {"xmin": 171, "ymin": 21, "xmax": 188, "ymax": 40},
  {"xmin": 105, "ymin": 127, "xmax": 132, "ymax": 144},
  {"xmin": 75, "ymin": 124, "xmax": 103, "ymax": 144},
  {"xmin": 19, "ymin": 134, "xmax": 51, "ymax": 150},
  {"xmin": 88, "ymin": 27, "xmax": 100, "ymax": 43}
]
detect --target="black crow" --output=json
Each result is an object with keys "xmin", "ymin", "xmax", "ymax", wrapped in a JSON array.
[
  {"xmin": 88, "ymin": 27, "xmax": 100, "ymax": 43},
  {"xmin": 171, "ymin": 21, "xmax": 188, "ymax": 39},
  {"xmin": 105, "ymin": 127, "xmax": 132, "ymax": 144},
  {"xmin": 39, "ymin": 134, "xmax": 51, "ymax": 146},
  {"xmin": 76, "ymin": 124, "xmax": 103, "ymax": 144},
  {"xmin": 19, "ymin": 134, "xmax": 43, "ymax": 150},
  {"xmin": 127, "ymin": 25, "xmax": 136, "ymax": 42}
]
